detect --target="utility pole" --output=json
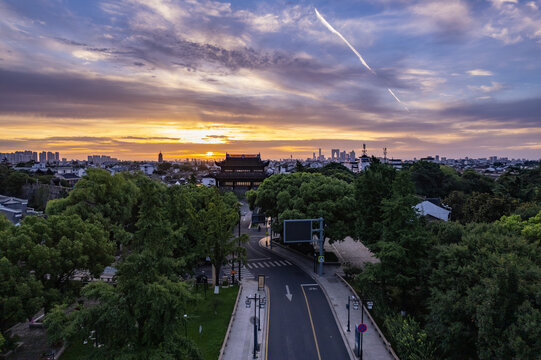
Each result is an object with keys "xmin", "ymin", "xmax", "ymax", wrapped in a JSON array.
[{"xmin": 245, "ymin": 293, "xmax": 266, "ymax": 359}]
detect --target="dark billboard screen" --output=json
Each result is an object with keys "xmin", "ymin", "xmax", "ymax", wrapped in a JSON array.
[{"xmin": 283, "ymin": 220, "xmax": 313, "ymax": 243}]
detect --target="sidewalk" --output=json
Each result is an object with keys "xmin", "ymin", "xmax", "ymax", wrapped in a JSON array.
[
  {"xmin": 221, "ymin": 278, "xmax": 269, "ymax": 360},
  {"xmin": 261, "ymin": 237, "xmax": 397, "ymax": 360}
]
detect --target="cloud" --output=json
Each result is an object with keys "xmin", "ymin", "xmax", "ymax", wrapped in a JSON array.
[
  {"xmin": 467, "ymin": 69, "xmax": 493, "ymax": 76},
  {"xmin": 484, "ymin": 24, "xmax": 523, "ymax": 44},
  {"xmin": 441, "ymin": 97, "xmax": 541, "ymax": 126},
  {"xmin": 489, "ymin": 0, "xmax": 519, "ymax": 10},
  {"xmin": 479, "ymin": 81, "xmax": 504, "ymax": 92},
  {"xmin": 409, "ymin": 0, "xmax": 472, "ymax": 36},
  {"xmin": 0, "ymin": 0, "xmax": 540, "ymax": 160}
]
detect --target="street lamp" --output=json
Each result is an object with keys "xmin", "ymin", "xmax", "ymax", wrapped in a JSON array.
[
  {"xmin": 183, "ymin": 314, "xmax": 188, "ymax": 337},
  {"xmin": 238, "ymin": 208, "xmax": 242, "ymax": 282},
  {"xmin": 347, "ymin": 295, "xmax": 360, "ymax": 332},
  {"xmin": 358, "ymin": 299, "xmax": 374, "ymax": 360},
  {"xmin": 246, "ymin": 294, "xmax": 266, "ymax": 359}
]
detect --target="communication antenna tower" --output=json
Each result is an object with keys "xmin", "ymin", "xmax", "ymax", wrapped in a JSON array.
[
  {"xmin": 383, "ymin": 148, "xmax": 387, "ymax": 163},
  {"xmin": 362, "ymin": 143, "xmax": 367, "ymax": 157}
]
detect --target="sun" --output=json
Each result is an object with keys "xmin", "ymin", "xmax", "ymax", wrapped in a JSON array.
[{"xmin": 205, "ymin": 152, "xmax": 214, "ymax": 157}]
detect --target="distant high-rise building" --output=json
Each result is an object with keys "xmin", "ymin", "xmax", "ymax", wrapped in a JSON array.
[
  {"xmin": 32, "ymin": 152, "xmax": 38, "ymax": 162},
  {"xmin": 313, "ymin": 152, "xmax": 316, "ymax": 160},
  {"xmin": 349, "ymin": 150, "xmax": 356, "ymax": 161},
  {"xmin": 158, "ymin": 152, "xmax": 163, "ymax": 163},
  {"xmin": 435, "ymin": 155, "xmax": 440, "ymax": 163},
  {"xmin": 47, "ymin": 151, "xmax": 54, "ymax": 163},
  {"xmin": 40, "ymin": 151, "xmax": 46, "ymax": 163},
  {"xmin": 55, "ymin": 152, "xmax": 60, "ymax": 161},
  {"xmin": 331, "ymin": 149, "xmax": 340, "ymax": 160}
]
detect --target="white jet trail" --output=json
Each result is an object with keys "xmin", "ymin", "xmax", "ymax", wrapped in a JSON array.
[
  {"xmin": 315, "ymin": 8, "xmax": 408, "ymax": 110},
  {"xmin": 388, "ymin": 88, "xmax": 409, "ymax": 111},
  {"xmin": 315, "ymin": 8, "xmax": 375, "ymax": 75}
]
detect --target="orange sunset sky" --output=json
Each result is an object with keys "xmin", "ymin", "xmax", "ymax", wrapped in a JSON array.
[{"xmin": 1, "ymin": 0, "xmax": 541, "ymax": 160}]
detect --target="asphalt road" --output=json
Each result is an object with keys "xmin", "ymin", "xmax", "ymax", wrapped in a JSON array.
[{"xmin": 240, "ymin": 205, "xmax": 350, "ymax": 360}]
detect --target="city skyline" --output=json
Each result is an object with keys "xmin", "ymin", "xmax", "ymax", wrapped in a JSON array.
[{"xmin": 1, "ymin": 0, "xmax": 541, "ymax": 160}]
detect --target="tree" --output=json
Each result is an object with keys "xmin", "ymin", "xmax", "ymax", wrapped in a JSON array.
[
  {"xmin": 426, "ymin": 223, "xmax": 541, "ymax": 359},
  {"xmin": 45, "ymin": 179, "xmax": 203, "ymax": 359},
  {"xmin": 354, "ymin": 158, "xmax": 396, "ymax": 245},
  {"xmin": 358, "ymin": 172, "xmax": 433, "ymax": 314},
  {"xmin": 409, "ymin": 161, "xmax": 446, "ymax": 198},
  {"xmin": 199, "ymin": 190, "xmax": 247, "ymax": 290},
  {"xmin": 252, "ymin": 172, "xmax": 355, "ymax": 242},
  {"xmin": 155, "ymin": 162, "xmax": 172, "ymax": 175},
  {"xmin": 1, "ymin": 215, "xmax": 114, "ymax": 312},
  {"xmin": 0, "ymin": 256, "xmax": 44, "ymax": 338},
  {"xmin": 46, "ymin": 169, "xmax": 140, "ymax": 245}
]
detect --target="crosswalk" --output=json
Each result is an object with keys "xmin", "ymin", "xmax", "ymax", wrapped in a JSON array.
[
  {"xmin": 246, "ymin": 259, "xmax": 292, "ymax": 269},
  {"xmin": 222, "ymin": 263, "xmax": 250, "ymax": 279},
  {"xmin": 222, "ymin": 259, "xmax": 293, "ymax": 281}
]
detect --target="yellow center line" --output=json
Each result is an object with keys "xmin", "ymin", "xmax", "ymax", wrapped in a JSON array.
[
  {"xmin": 265, "ymin": 286, "xmax": 270, "ymax": 360},
  {"xmin": 301, "ymin": 285, "xmax": 322, "ymax": 360}
]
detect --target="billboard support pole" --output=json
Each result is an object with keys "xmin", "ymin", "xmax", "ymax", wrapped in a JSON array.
[{"xmin": 283, "ymin": 217, "xmax": 325, "ymax": 276}]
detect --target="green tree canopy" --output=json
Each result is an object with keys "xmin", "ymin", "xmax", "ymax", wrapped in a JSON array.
[
  {"xmin": 46, "ymin": 169, "xmax": 140, "ymax": 245},
  {"xmin": 251, "ymin": 172, "xmax": 355, "ymax": 242}
]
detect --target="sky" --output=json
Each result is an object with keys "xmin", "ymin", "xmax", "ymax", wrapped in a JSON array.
[{"xmin": 0, "ymin": 0, "xmax": 540, "ymax": 161}]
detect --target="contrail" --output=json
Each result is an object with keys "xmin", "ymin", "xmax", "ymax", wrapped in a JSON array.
[
  {"xmin": 315, "ymin": 8, "xmax": 375, "ymax": 75},
  {"xmin": 388, "ymin": 88, "xmax": 408, "ymax": 111},
  {"xmin": 315, "ymin": 8, "xmax": 408, "ymax": 110}
]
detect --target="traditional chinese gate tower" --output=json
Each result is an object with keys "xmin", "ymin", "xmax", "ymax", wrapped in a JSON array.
[{"xmin": 214, "ymin": 153, "xmax": 269, "ymax": 189}]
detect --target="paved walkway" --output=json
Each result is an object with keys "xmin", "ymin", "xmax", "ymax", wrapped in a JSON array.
[
  {"xmin": 222, "ymin": 278, "xmax": 269, "ymax": 360},
  {"xmin": 262, "ymin": 238, "xmax": 396, "ymax": 360}
]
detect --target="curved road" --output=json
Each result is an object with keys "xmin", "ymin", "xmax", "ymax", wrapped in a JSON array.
[{"xmin": 240, "ymin": 208, "xmax": 350, "ymax": 360}]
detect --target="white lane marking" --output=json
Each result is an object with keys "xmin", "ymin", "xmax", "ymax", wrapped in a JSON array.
[
  {"xmin": 273, "ymin": 261, "xmax": 282, "ymax": 267},
  {"xmin": 300, "ymin": 284, "xmax": 319, "ymax": 287},
  {"xmin": 246, "ymin": 264, "xmax": 253, "ymax": 269},
  {"xmin": 284, "ymin": 260, "xmax": 292, "ymax": 265},
  {"xmin": 251, "ymin": 263, "xmax": 259, "ymax": 268},
  {"xmin": 285, "ymin": 285, "xmax": 293, "ymax": 301},
  {"xmin": 278, "ymin": 260, "xmax": 288, "ymax": 266}
]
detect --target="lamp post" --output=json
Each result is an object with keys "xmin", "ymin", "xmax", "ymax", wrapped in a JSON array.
[
  {"xmin": 246, "ymin": 293, "xmax": 266, "ymax": 359},
  {"xmin": 183, "ymin": 314, "xmax": 188, "ymax": 337},
  {"xmin": 359, "ymin": 299, "xmax": 374, "ymax": 360},
  {"xmin": 347, "ymin": 295, "xmax": 360, "ymax": 332},
  {"xmin": 238, "ymin": 208, "xmax": 242, "ymax": 282}
]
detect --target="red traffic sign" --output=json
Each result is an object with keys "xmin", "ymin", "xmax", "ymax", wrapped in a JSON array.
[{"xmin": 357, "ymin": 323, "xmax": 367, "ymax": 333}]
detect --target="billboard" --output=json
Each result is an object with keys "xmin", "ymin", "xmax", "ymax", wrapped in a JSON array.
[{"xmin": 283, "ymin": 219, "xmax": 313, "ymax": 243}]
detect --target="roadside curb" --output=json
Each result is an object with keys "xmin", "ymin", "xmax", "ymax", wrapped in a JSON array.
[
  {"xmin": 336, "ymin": 274, "xmax": 400, "ymax": 360},
  {"xmin": 258, "ymin": 238, "xmax": 355, "ymax": 360},
  {"xmin": 260, "ymin": 285, "xmax": 270, "ymax": 360},
  {"xmin": 218, "ymin": 284, "xmax": 243, "ymax": 360}
]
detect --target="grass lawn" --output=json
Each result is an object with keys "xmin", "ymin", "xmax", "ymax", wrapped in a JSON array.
[
  {"xmin": 60, "ymin": 285, "xmax": 239, "ymax": 359},
  {"xmin": 186, "ymin": 285, "xmax": 240, "ymax": 360}
]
